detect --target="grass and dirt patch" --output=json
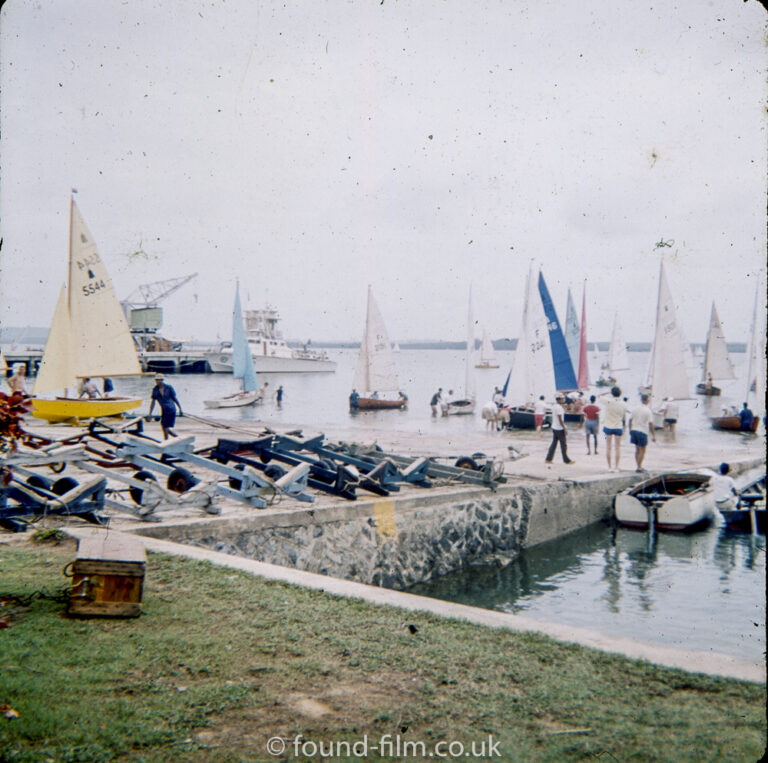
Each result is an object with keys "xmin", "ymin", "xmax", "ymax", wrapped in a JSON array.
[{"xmin": 0, "ymin": 536, "xmax": 765, "ymax": 761}]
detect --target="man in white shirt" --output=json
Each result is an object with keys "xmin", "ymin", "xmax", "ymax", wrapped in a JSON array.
[
  {"xmin": 545, "ymin": 393, "xmax": 574, "ymax": 465},
  {"xmin": 629, "ymin": 394, "xmax": 656, "ymax": 472},
  {"xmin": 711, "ymin": 462, "xmax": 738, "ymax": 510}
]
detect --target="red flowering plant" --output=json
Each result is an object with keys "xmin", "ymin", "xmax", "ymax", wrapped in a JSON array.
[{"xmin": 0, "ymin": 392, "xmax": 32, "ymax": 486}]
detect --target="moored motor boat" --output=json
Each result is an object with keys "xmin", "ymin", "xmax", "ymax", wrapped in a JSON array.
[{"xmin": 614, "ymin": 472, "xmax": 715, "ymax": 531}]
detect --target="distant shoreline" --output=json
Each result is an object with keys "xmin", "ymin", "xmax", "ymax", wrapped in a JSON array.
[{"xmin": 0, "ymin": 327, "xmax": 748, "ymax": 354}]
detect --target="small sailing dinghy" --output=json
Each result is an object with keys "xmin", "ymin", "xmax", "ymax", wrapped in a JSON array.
[
  {"xmin": 641, "ymin": 259, "xmax": 690, "ymax": 427},
  {"xmin": 695, "ymin": 303, "xmax": 735, "ymax": 396},
  {"xmin": 349, "ymin": 287, "xmax": 407, "ymax": 411},
  {"xmin": 614, "ymin": 472, "xmax": 715, "ymax": 531},
  {"xmin": 475, "ymin": 330, "xmax": 499, "ymax": 369},
  {"xmin": 31, "ymin": 196, "xmax": 142, "ymax": 423},
  {"xmin": 445, "ymin": 286, "xmax": 476, "ymax": 415},
  {"xmin": 204, "ymin": 283, "xmax": 261, "ymax": 408},
  {"xmin": 711, "ymin": 273, "xmax": 765, "ymax": 433},
  {"xmin": 598, "ymin": 311, "xmax": 629, "ymax": 386},
  {"xmin": 503, "ymin": 264, "xmax": 577, "ymax": 429}
]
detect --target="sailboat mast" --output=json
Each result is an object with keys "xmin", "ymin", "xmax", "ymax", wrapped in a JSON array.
[{"xmin": 744, "ymin": 280, "xmax": 759, "ymax": 403}]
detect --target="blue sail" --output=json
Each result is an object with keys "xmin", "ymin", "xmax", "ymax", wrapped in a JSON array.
[
  {"xmin": 232, "ymin": 284, "xmax": 258, "ymax": 392},
  {"xmin": 538, "ymin": 272, "xmax": 578, "ymax": 391}
]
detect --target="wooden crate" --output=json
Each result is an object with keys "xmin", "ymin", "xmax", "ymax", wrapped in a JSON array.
[{"xmin": 67, "ymin": 532, "xmax": 146, "ymax": 618}]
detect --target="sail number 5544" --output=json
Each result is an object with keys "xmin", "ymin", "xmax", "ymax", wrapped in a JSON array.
[{"xmin": 82, "ymin": 280, "xmax": 106, "ymax": 296}]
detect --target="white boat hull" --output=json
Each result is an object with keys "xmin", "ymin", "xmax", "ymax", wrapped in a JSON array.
[
  {"xmin": 615, "ymin": 474, "xmax": 715, "ymax": 531},
  {"xmin": 205, "ymin": 352, "xmax": 336, "ymax": 374},
  {"xmin": 444, "ymin": 400, "xmax": 476, "ymax": 416},
  {"xmin": 203, "ymin": 390, "xmax": 262, "ymax": 408}
]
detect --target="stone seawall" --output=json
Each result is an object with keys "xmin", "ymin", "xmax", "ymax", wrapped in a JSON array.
[{"xmin": 134, "ymin": 473, "xmax": 640, "ymax": 589}]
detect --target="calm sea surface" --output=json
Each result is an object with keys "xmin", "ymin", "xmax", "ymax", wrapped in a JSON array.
[
  {"xmin": 13, "ymin": 346, "xmax": 765, "ymax": 659},
  {"xmin": 25, "ymin": 345, "xmax": 756, "ymax": 438}
]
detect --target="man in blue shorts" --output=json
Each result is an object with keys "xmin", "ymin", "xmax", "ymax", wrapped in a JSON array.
[{"xmin": 629, "ymin": 394, "xmax": 656, "ymax": 472}]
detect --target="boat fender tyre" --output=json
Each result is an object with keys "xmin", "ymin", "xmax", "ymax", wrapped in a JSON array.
[
  {"xmin": 166, "ymin": 467, "xmax": 199, "ymax": 494},
  {"xmin": 455, "ymin": 456, "xmax": 479, "ymax": 471},
  {"xmin": 26, "ymin": 474, "xmax": 54, "ymax": 491},
  {"xmin": 129, "ymin": 470, "xmax": 158, "ymax": 505},
  {"xmin": 51, "ymin": 477, "xmax": 79, "ymax": 495},
  {"xmin": 264, "ymin": 464, "xmax": 286, "ymax": 480},
  {"xmin": 228, "ymin": 463, "xmax": 246, "ymax": 490}
]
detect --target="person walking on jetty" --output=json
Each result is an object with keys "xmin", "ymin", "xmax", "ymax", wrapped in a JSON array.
[
  {"xmin": 534, "ymin": 395, "xmax": 547, "ymax": 435},
  {"xmin": 148, "ymin": 374, "xmax": 183, "ymax": 439},
  {"xmin": 583, "ymin": 394, "xmax": 600, "ymax": 455},
  {"xmin": 545, "ymin": 393, "xmax": 574, "ymax": 465},
  {"xmin": 7, "ymin": 365, "xmax": 27, "ymax": 396},
  {"xmin": 602, "ymin": 386, "xmax": 627, "ymax": 472},
  {"xmin": 628, "ymin": 394, "xmax": 656, "ymax": 472}
]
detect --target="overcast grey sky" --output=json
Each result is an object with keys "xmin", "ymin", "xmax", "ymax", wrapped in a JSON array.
[{"xmin": 1, "ymin": 0, "xmax": 765, "ymax": 345}]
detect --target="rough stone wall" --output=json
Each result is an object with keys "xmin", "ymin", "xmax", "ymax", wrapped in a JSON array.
[{"xmin": 175, "ymin": 477, "xmax": 632, "ymax": 589}]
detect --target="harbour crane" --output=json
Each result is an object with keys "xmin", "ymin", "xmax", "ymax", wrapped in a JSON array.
[{"xmin": 121, "ymin": 274, "xmax": 198, "ymax": 351}]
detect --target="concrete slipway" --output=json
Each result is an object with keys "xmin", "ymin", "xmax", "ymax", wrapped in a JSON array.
[{"xmin": 14, "ymin": 414, "xmax": 768, "ymax": 683}]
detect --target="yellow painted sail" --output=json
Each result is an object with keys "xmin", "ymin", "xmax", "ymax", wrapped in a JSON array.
[
  {"xmin": 33, "ymin": 284, "xmax": 76, "ymax": 395},
  {"xmin": 67, "ymin": 201, "xmax": 141, "ymax": 378}
]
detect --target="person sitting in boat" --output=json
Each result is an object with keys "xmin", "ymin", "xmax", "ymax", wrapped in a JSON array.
[
  {"xmin": 371, "ymin": 390, "xmax": 380, "ymax": 399},
  {"xmin": 398, "ymin": 390, "xmax": 408, "ymax": 402},
  {"xmin": 148, "ymin": 374, "xmax": 183, "ymax": 439},
  {"xmin": 79, "ymin": 377, "xmax": 102, "ymax": 399},
  {"xmin": 704, "ymin": 372, "xmax": 713, "ymax": 391},
  {"xmin": 102, "ymin": 377, "xmax": 115, "ymax": 398},
  {"xmin": 349, "ymin": 389, "xmax": 360, "ymax": 409},
  {"xmin": 739, "ymin": 402, "xmax": 754, "ymax": 432},
  {"xmin": 712, "ymin": 462, "xmax": 738, "ymax": 510}
]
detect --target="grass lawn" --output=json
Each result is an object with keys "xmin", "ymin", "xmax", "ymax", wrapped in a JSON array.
[{"xmin": 0, "ymin": 535, "xmax": 765, "ymax": 762}]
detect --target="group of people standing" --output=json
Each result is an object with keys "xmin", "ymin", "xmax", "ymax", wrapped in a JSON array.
[{"xmin": 544, "ymin": 385, "xmax": 661, "ymax": 473}]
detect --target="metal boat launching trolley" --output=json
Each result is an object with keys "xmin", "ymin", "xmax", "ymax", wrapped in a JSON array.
[{"xmin": 0, "ymin": 419, "xmax": 506, "ymax": 532}]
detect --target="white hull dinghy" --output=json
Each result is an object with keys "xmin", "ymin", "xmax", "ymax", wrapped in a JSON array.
[{"xmin": 615, "ymin": 472, "xmax": 715, "ymax": 531}]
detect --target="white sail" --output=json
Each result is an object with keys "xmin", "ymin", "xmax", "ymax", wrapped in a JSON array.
[
  {"xmin": 607, "ymin": 311, "xmax": 630, "ymax": 372},
  {"xmin": 465, "ymin": 286, "xmax": 475, "ymax": 400},
  {"xmin": 67, "ymin": 201, "xmax": 142, "ymax": 379},
  {"xmin": 564, "ymin": 288, "xmax": 580, "ymax": 375},
  {"xmin": 647, "ymin": 259, "xmax": 690, "ymax": 401},
  {"xmin": 701, "ymin": 302, "xmax": 735, "ymax": 382},
  {"xmin": 33, "ymin": 285, "xmax": 76, "ymax": 395},
  {"xmin": 478, "ymin": 330, "xmax": 496, "ymax": 365},
  {"xmin": 745, "ymin": 272, "xmax": 766, "ymax": 419},
  {"xmin": 507, "ymin": 261, "xmax": 555, "ymax": 405},
  {"xmin": 352, "ymin": 286, "xmax": 399, "ymax": 395}
]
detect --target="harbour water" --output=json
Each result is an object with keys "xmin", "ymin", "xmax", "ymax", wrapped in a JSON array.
[
  {"xmin": 408, "ymin": 519, "xmax": 766, "ymax": 662},
  {"xmin": 14, "ymin": 345, "xmax": 757, "ymax": 438}
]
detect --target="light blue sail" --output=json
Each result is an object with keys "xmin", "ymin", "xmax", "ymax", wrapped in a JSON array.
[
  {"xmin": 538, "ymin": 272, "xmax": 578, "ymax": 391},
  {"xmin": 564, "ymin": 288, "xmax": 580, "ymax": 375},
  {"xmin": 232, "ymin": 284, "xmax": 258, "ymax": 392}
]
